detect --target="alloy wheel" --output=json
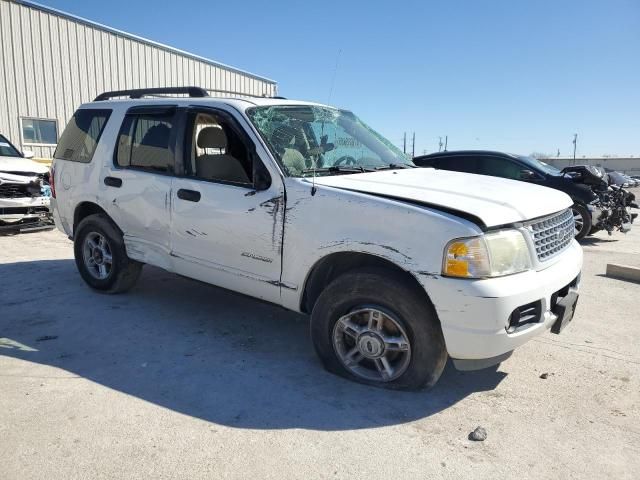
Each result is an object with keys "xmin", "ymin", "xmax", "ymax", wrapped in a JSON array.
[
  {"xmin": 572, "ymin": 208, "xmax": 584, "ymax": 236},
  {"xmin": 82, "ymin": 232, "xmax": 113, "ymax": 280},
  {"xmin": 332, "ymin": 306, "xmax": 412, "ymax": 382}
]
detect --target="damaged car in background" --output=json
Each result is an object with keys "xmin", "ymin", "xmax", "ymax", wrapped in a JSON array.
[
  {"xmin": 0, "ymin": 134, "xmax": 53, "ymax": 234},
  {"xmin": 413, "ymin": 151, "xmax": 637, "ymax": 239}
]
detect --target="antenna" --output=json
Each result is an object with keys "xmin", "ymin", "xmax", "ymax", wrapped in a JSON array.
[
  {"xmin": 311, "ymin": 166, "xmax": 317, "ymax": 196},
  {"xmin": 412, "ymin": 132, "xmax": 415, "ymax": 158},
  {"xmin": 327, "ymin": 49, "xmax": 342, "ymax": 106},
  {"xmin": 444, "ymin": 135, "xmax": 448, "ymax": 151}
]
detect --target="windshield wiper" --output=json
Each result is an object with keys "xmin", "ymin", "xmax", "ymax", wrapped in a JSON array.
[
  {"xmin": 302, "ymin": 165, "xmax": 376, "ymax": 175},
  {"xmin": 375, "ymin": 163, "xmax": 416, "ymax": 170}
]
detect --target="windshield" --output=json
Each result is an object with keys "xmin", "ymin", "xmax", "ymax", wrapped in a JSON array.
[
  {"xmin": 247, "ymin": 105, "xmax": 413, "ymax": 177},
  {"xmin": 517, "ymin": 155, "xmax": 561, "ymax": 175},
  {"xmin": 0, "ymin": 135, "xmax": 22, "ymax": 157}
]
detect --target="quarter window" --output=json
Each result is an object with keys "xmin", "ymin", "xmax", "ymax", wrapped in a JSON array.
[
  {"xmin": 54, "ymin": 110, "xmax": 111, "ymax": 163},
  {"xmin": 116, "ymin": 113, "xmax": 175, "ymax": 173},
  {"xmin": 22, "ymin": 118, "xmax": 58, "ymax": 145}
]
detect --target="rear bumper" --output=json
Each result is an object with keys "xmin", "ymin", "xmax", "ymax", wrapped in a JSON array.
[{"xmin": 419, "ymin": 241, "xmax": 583, "ymax": 366}]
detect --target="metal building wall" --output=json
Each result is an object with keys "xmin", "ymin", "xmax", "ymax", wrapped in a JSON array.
[{"xmin": 0, "ymin": 0, "xmax": 277, "ymax": 159}]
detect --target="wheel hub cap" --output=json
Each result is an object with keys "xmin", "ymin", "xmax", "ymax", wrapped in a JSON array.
[{"xmin": 357, "ymin": 332, "xmax": 385, "ymax": 358}]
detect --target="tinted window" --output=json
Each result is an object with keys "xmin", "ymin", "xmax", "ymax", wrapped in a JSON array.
[
  {"xmin": 429, "ymin": 156, "xmax": 478, "ymax": 174},
  {"xmin": 22, "ymin": 118, "xmax": 58, "ymax": 145},
  {"xmin": 116, "ymin": 114, "xmax": 175, "ymax": 173},
  {"xmin": 0, "ymin": 135, "xmax": 21, "ymax": 157},
  {"xmin": 54, "ymin": 110, "xmax": 111, "ymax": 163},
  {"xmin": 477, "ymin": 156, "xmax": 522, "ymax": 179}
]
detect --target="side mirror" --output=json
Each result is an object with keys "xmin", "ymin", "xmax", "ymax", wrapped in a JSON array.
[
  {"xmin": 253, "ymin": 158, "xmax": 272, "ymax": 191},
  {"xmin": 519, "ymin": 169, "xmax": 536, "ymax": 180},
  {"xmin": 22, "ymin": 150, "xmax": 35, "ymax": 159}
]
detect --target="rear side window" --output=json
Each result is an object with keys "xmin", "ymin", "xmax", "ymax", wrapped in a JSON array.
[
  {"xmin": 430, "ymin": 156, "xmax": 478, "ymax": 174},
  {"xmin": 54, "ymin": 109, "xmax": 111, "ymax": 163},
  {"xmin": 116, "ymin": 113, "xmax": 175, "ymax": 173}
]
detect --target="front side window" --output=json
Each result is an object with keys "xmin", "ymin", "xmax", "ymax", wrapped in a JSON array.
[
  {"xmin": 186, "ymin": 112, "xmax": 252, "ymax": 185},
  {"xmin": 54, "ymin": 110, "xmax": 111, "ymax": 163},
  {"xmin": 518, "ymin": 155, "xmax": 561, "ymax": 175},
  {"xmin": 0, "ymin": 134, "xmax": 21, "ymax": 157},
  {"xmin": 116, "ymin": 113, "xmax": 175, "ymax": 173},
  {"xmin": 22, "ymin": 118, "xmax": 58, "ymax": 145},
  {"xmin": 247, "ymin": 105, "xmax": 412, "ymax": 177}
]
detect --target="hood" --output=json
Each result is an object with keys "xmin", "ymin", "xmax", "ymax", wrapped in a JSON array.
[
  {"xmin": 0, "ymin": 155, "xmax": 49, "ymax": 175},
  {"xmin": 312, "ymin": 168, "xmax": 573, "ymax": 228}
]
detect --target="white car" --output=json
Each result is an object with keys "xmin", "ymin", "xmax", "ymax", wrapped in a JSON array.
[
  {"xmin": 51, "ymin": 87, "xmax": 583, "ymax": 389},
  {"xmin": 0, "ymin": 134, "xmax": 52, "ymax": 233}
]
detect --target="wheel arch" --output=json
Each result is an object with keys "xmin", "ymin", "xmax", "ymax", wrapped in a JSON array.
[
  {"xmin": 73, "ymin": 202, "xmax": 118, "ymax": 237},
  {"xmin": 300, "ymin": 251, "xmax": 435, "ymax": 315}
]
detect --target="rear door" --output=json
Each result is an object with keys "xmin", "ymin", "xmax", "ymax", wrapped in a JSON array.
[
  {"xmin": 169, "ymin": 106, "xmax": 285, "ymax": 303},
  {"xmin": 105, "ymin": 105, "xmax": 177, "ymax": 269}
]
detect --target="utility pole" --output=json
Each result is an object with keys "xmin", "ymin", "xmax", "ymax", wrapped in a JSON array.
[
  {"xmin": 412, "ymin": 132, "xmax": 415, "ymax": 158},
  {"xmin": 444, "ymin": 135, "xmax": 448, "ymax": 151},
  {"xmin": 572, "ymin": 134, "xmax": 577, "ymax": 164},
  {"xmin": 403, "ymin": 132, "xmax": 407, "ymax": 154},
  {"xmin": 438, "ymin": 136, "xmax": 443, "ymax": 152}
]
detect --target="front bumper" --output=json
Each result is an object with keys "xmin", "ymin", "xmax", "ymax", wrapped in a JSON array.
[
  {"xmin": 418, "ymin": 240, "xmax": 583, "ymax": 367},
  {"xmin": 0, "ymin": 196, "xmax": 50, "ymax": 223}
]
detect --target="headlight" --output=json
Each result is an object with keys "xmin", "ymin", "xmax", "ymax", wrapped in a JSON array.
[{"xmin": 443, "ymin": 230, "xmax": 532, "ymax": 278}]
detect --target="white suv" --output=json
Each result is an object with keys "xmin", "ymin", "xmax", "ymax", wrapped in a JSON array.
[{"xmin": 51, "ymin": 87, "xmax": 582, "ymax": 389}]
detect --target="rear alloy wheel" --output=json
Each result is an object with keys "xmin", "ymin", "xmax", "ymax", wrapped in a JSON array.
[
  {"xmin": 82, "ymin": 232, "xmax": 113, "ymax": 280},
  {"xmin": 572, "ymin": 203, "xmax": 592, "ymax": 240},
  {"xmin": 74, "ymin": 213, "xmax": 142, "ymax": 293}
]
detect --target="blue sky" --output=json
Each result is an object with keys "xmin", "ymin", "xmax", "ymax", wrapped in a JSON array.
[{"xmin": 39, "ymin": 0, "xmax": 639, "ymax": 156}]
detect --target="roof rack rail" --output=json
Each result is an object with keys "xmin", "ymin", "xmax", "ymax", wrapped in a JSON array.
[
  {"xmin": 94, "ymin": 86, "xmax": 209, "ymax": 101},
  {"xmin": 204, "ymin": 88, "xmax": 275, "ymax": 99}
]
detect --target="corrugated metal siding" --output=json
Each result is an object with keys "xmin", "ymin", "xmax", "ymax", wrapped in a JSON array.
[{"xmin": 0, "ymin": 0, "xmax": 277, "ymax": 158}]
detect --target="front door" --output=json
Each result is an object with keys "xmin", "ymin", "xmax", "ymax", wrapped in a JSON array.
[{"xmin": 170, "ymin": 107, "xmax": 285, "ymax": 303}]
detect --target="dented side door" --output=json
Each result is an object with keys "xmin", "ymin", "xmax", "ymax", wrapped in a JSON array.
[{"xmin": 169, "ymin": 106, "xmax": 286, "ymax": 304}]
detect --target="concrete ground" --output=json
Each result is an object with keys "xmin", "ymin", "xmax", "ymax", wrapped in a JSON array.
[{"xmin": 1, "ymin": 207, "xmax": 639, "ymax": 479}]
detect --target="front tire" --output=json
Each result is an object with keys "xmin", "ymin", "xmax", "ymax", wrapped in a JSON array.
[
  {"xmin": 74, "ymin": 214, "xmax": 142, "ymax": 293},
  {"xmin": 310, "ymin": 268, "xmax": 447, "ymax": 390},
  {"xmin": 572, "ymin": 203, "xmax": 592, "ymax": 240}
]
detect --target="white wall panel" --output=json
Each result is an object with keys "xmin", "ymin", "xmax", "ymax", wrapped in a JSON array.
[{"xmin": 1, "ymin": 0, "xmax": 277, "ymax": 157}]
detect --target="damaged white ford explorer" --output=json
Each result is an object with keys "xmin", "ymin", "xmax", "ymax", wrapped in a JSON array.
[
  {"xmin": 51, "ymin": 87, "xmax": 582, "ymax": 389},
  {"xmin": 0, "ymin": 134, "xmax": 52, "ymax": 233}
]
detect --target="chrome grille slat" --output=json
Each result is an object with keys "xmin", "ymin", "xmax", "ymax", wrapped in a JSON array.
[{"xmin": 526, "ymin": 209, "xmax": 574, "ymax": 262}]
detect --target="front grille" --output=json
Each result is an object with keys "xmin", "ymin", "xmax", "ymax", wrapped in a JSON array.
[
  {"xmin": 0, "ymin": 184, "xmax": 30, "ymax": 198},
  {"xmin": 527, "ymin": 209, "xmax": 574, "ymax": 262}
]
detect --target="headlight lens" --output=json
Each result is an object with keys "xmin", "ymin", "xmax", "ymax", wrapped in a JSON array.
[{"xmin": 443, "ymin": 230, "xmax": 532, "ymax": 278}]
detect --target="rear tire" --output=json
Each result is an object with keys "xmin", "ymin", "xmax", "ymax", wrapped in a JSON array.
[
  {"xmin": 572, "ymin": 203, "xmax": 592, "ymax": 240},
  {"xmin": 310, "ymin": 268, "xmax": 447, "ymax": 390},
  {"xmin": 74, "ymin": 214, "xmax": 142, "ymax": 293}
]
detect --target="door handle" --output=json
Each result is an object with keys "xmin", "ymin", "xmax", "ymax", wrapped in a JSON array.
[
  {"xmin": 104, "ymin": 176, "xmax": 122, "ymax": 188},
  {"xmin": 177, "ymin": 189, "xmax": 201, "ymax": 202}
]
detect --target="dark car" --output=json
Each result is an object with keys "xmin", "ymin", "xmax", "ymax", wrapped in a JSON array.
[
  {"xmin": 413, "ymin": 150, "xmax": 601, "ymax": 240},
  {"xmin": 605, "ymin": 169, "xmax": 637, "ymax": 188}
]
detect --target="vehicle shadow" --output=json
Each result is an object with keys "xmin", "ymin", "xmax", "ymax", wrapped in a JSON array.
[
  {"xmin": 579, "ymin": 236, "xmax": 619, "ymax": 246},
  {"xmin": 0, "ymin": 259, "xmax": 506, "ymax": 431}
]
